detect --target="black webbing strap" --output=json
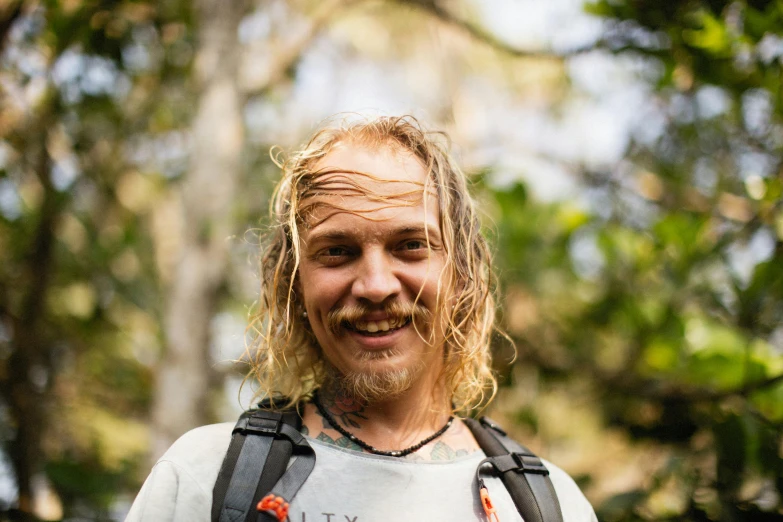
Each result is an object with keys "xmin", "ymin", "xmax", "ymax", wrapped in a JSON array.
[
  {"xmin": 465, "ymin": 417, "xmax": 564, "ymax": 522},
  {"xmin": 254, "ymin": 424, "xmax": 316, "ymax": 522},
  {"xmin": 212, "ymin": 406, "xmax": 315, "ymax": 522}
]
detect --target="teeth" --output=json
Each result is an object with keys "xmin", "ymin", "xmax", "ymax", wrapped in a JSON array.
[{"xmin": 351, "ymin": 317, "xmax": 409, "ymax": 333}]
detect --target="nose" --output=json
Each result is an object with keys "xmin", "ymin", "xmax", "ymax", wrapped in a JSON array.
[{"xmin": 351, "ymin": 250, "xmax": 401, "ymax": 304}]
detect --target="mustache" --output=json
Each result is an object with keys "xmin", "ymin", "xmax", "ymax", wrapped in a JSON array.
[{"xmin": 326, "ymin": 301, "xmax": 432, "ymax": 335}]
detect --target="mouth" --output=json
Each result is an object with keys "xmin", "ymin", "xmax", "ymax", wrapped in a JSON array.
[{"xmin": 343, "ymin": 317, "xmax": 412, "ymax": 336}]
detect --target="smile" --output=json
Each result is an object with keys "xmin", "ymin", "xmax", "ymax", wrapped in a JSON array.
[{"xmin": 344, "ymin": 317, "xmax": 412, "ymax": 335}]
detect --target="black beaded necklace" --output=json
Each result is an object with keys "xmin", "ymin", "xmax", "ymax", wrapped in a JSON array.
[{"xmin": 313, "ymin": 391, "xmax": 454, "ymax": 458}]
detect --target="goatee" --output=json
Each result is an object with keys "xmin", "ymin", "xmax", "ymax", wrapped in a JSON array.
[{"xmin": 321, "ymin": 358, "xmax": 424, "ymax": 404}]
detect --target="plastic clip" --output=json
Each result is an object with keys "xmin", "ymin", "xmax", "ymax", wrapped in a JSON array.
[
  {"xmin": 257, "ymin": 493, "xmax": 290, "ymax": 522},
  {"xmin": 479, "ymin": 481, "xmax": 500, "ymax": 522}
]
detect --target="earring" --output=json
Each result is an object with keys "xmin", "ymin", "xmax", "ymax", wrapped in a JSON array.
[{"xmin": 302, "ymin": 311, "xmax": 308, "ymax": 318}]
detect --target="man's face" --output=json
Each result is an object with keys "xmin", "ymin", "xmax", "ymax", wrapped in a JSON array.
[{"xmin": 297, "ymin": 141, "xmax": 449, "ymax": 401}]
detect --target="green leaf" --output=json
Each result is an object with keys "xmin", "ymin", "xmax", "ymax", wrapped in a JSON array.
[
  {"xmin": 642, "ymin": 336, "xmax": 681, "ymax": 372},
  {"xmin": 682, "ymin": 10, "xmax": 733, "ymax": 56}
]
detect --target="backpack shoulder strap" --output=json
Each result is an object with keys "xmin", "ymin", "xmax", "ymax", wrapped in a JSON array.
[
  {"xmin": 465, "ymin": 416, "xmax": 564, "ymax": 522},
  {"xmin": 212, "ymin": 401, "xmax": 315, "ymax": 522}
]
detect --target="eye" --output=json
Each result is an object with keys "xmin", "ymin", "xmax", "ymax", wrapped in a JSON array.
[
  {"xmin": 401, "ymin": 240, "xmax": 426, "ymax": 251},
  {"xmin": 325, "ymin": 246, "xmax": 350, "ymax": 256},
  {"xmin": 396, "ymin": 239, "xmax": 431, "ymax": 259},
  {"xmin": 316, "ymin": 246, "xmax": 353, "ymax": 265}
]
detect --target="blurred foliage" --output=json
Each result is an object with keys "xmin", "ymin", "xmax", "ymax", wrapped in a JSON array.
[
  {"xmin": 0, "ymin": 0, "xmax": 191, "ymax": 519},
  {"xmin": 0, "ymin": 0, "xmax": 781, "ymax": 521},
  {"xmin": 490, "ymin": 0, "xmax": 783, "ymax": 520}
]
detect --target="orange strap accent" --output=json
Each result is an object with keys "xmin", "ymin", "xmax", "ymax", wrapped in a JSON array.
[
  {"xmin": 480, "ymin": 486, "xmax": 501, "ymax": 522},
  {"xmin": 257, "ymin": 493, "xmax": 290, "ymax": 522}
]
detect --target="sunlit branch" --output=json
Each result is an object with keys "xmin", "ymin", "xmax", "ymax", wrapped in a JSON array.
[
  {"xmin": 389, "ymin": 0, "xmax": 588, "ymax": 60},
  {"xmin": 613, "ymin": 373, "xmax": 783, "ymax": 405},
  {"xmin": 242, "ymin": 0, "xmax": 361, "ymax": 97}
]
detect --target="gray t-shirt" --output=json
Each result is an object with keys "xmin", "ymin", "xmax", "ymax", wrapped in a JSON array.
[{"xmin": 125, "ymin": 423, "xmax": 597, "ymax": 522}]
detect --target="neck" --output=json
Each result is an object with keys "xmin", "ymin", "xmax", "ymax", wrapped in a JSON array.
[
  {"xmin": 310, "ymin": 374, "xmax": 451, "ymax": 450},
  {"xmin": 319, "ymin": 374, "xmax": 450, "ymax": 427},
  {"xmin": 301, "ymin": 376, "xmax": 481, "ymax": 460}
]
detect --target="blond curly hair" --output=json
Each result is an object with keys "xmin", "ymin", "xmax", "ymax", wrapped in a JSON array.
[{"xmin": 246, "ymin": 115, "xmax": 497, "ymax": 412}]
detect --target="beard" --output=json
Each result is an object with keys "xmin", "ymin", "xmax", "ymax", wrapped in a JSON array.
[{"xmin": 321, "ymin": 354, "xmax": 425, "ymax": 404}]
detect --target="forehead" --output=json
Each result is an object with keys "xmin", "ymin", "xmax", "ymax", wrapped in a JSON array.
[
  {"xmin": 299, "ymin": 142, "xmax": 438, "ymax": 228},
  {"xmin": 313, "ymin": 141, "xmax": 428, "ymax": 186}
]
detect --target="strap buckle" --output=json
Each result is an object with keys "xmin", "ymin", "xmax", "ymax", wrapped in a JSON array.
[
  {"xmin": 511, "ymin": 452, "xmax": 549, "ymax": 475},
  {"xmin": 234, "ymin": 410, "xmax": 284, "ymax": 436},
  {"xmin": 479, "ymin": 453, "xmax": 550, "ymax": 477}
]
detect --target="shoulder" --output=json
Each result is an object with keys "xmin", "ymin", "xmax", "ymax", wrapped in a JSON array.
[
  {"xmin": 163, "ymin": 422, "xmax": 235, "ymax": 459},
  {"xmin": 542, "ymin": 459, "xmax": 598, "ymax": 522},
  {"xmin": 125, "ymin": 422, "xmax": 235, "ymax": 522},
  {"xmin": 157, "ymin": 422, "xmax": 235, "ymax": 483}
]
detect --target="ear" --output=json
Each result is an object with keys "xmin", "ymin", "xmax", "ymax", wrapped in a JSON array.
[
  {"xmin": 291, "ymin": 272, "xmax": 309, "ymax": 322},
  {"xmin": 292, "ymin": 276, "xmax": 313, "ymax": 329}
]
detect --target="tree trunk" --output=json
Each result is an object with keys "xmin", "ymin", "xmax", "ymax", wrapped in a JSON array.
[
  {"xmin": 4, "ymin": 101, "xmax": 59, "ymax": 520},
  {"xmin": 150, "ymin": 0, "xmax": 247, "ymax": 459}
]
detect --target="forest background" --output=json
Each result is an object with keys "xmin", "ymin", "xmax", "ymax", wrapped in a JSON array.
[{"xmin": 1, "ymin": 0, "xmax": 782, "ymax": 520}]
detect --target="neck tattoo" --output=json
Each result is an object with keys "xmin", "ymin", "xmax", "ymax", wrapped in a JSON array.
[{"xmin": 313, "ymin": 390, "xmax": 454, "ymax": 458}]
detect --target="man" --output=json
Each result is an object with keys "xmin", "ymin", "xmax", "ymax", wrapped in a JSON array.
[{"xmin": 126, "ymin": 116, "xmax": 597, "ymax": 521}]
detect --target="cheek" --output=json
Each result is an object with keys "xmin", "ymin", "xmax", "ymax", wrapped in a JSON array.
[
  {"xmin": 412, "ymin": 261, "xmax": 449, "ymax": 301},
  {"xmin": 300, "ymin": 270, "xmax": 350, "ymax": 313}
]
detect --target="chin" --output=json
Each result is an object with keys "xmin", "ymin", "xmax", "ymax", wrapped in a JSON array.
[
  {"xmin": 340, "ymin": 367, "xmax": 417, "ymax": 403},
  {"xmin": 323, "ymin": 351, "xmax": 425, "ymax": 403}
]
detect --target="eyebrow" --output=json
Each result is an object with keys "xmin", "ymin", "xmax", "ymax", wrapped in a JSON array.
[
  {"xmin": 305, "ymin": 231, "xmax": 352, "ymax": 244},
  {"xmin": 305, "ymin": 225, "xmax": 442, "ymax": 246},
  {"xmin": 396, "ymin": 225, "xmax": 441, "ymax": 240}
]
